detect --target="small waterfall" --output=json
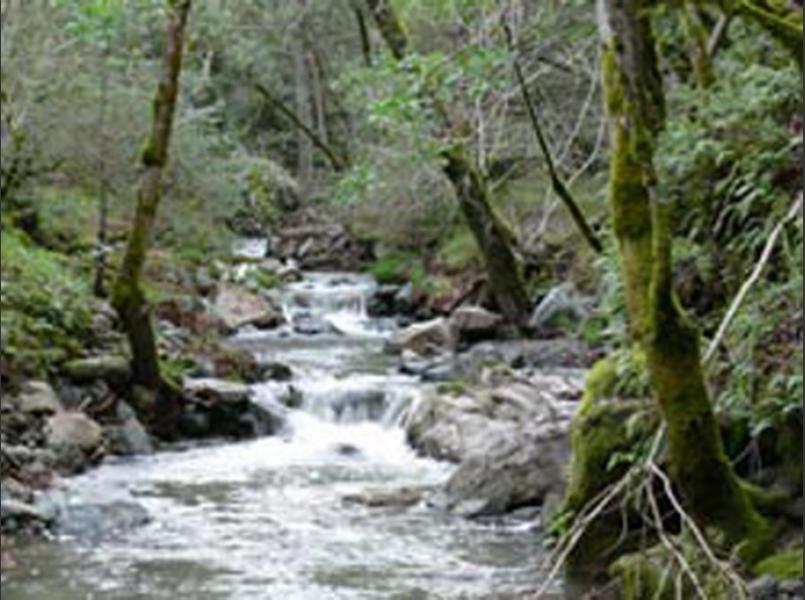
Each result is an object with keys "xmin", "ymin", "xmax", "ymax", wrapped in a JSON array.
[{"xmin": 278, "ymin": 272, "xmax": 381, "ymax": 337}]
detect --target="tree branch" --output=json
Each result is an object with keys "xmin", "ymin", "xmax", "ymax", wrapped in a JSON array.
[
  {"xmin": 501, "ymin": 18, "xmax": 604, "ymax": 254},
  {"xmin": 255, "ymin": 82, "xmax": 349, "ymax": 172}
]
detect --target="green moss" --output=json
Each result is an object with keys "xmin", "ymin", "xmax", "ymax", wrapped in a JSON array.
[
  {"xmin": 562, "ymin": 397, "xmax": 657, "ymax": 576},
  {"xmin": 368, "ymin": 252, "xmax": 419, "ymax": 284},
  {"xmin": 753, "ymin": 547, "xmax": 804, "ymax": 579},
  {"xmin": 437, "ymin": 226, "xmax": 480, "ymax": 272},
  {"xmin": 578, "ymin": 357, "xmax": 618, "ymax": 415}
]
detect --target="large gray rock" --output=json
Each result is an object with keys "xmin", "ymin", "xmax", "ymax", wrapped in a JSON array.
[
  {"xmin": 405, "ymin": 374, "xmax": 582, "ymax": 516},
  {"xmin": 45, "ymin": 412, "xmax": 104, "ymax": 453},
  {"xmin": 386, "ymin": 318, "xmax": 457, "ymax": 356},
  {"xmin": 17, "ymin": 381, "xmax": 61, "ymax": 415},
  {"xmin": 450, "ymin": 306, "xmax": 503, "ymax": 340},
  {"xmin": 213, "ymin": 283, "xmax": 284, "ymax": 332},
  {"xmin": 439, "ymin": 421, "xmax": 571, "ymax": 516},
  {"xmin": 64, "ymin": 355, "xmax": 131, "ymax": 384},
  {"xmin": 530, "ymin": 283, "xmax": 591, "ymax": 331}
]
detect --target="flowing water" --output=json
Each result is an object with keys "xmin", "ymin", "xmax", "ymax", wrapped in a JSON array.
[{"xmin": 1, "ymin": 271, "xmax": 560, "ymax": 600}]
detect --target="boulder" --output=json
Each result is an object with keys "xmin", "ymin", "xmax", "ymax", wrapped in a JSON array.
[
  {"xmin": 17, "ymin": 381, "xmax": 61, "ymax": 415},
  {"xmin": 213, "ymin": 283, "xmax": 285, "ymax": 332},
  {"xmin": 63, "ymin": 356, "xmax": 131, "ymax": 385},
  {"xmin": 530, "ymin": 283, "xmax": 591, "ymax": 332},
  {"xmin": 45, "ymin": 412, "xmax": 103, "ymax": 453},
  {"xmin": 386, "ymin": 318, "xmax": 457, "ymax": 356},
  {"xmin": 439, "ymin": 421, "xmax": 571, "ymax": 516},
  {"xmin": 450, "ymin": 306, "xmax": 503, "ymax": 341},
  {"xmin": 405, "ymin": 375, "xmax": 582, "ymax": 516}
]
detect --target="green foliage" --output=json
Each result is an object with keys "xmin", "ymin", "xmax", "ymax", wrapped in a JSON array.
[
  {"xmin": 753, "ymin": 547, "xmax": 804, "ymax": 580},
  {"xmin": 436, "ymin": 226, "xmax": 479, "ymax": 272},
  {"xmin": 0, "ymin": 228, "xmax": 93, "ymax": 377},
  {"xmin": 369, "ymin": 252, "xmax": 419, "ymax": 284}
]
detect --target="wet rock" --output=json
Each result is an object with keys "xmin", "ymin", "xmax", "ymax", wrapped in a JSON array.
[
  {"xmin": 386, "ymin": 318, "xmax": 457, "ymax": 356},
  {"xmin": 333, "ymin": 443, "xmax": 362, "ymax": 457},
  {"xmin": 105, "ymin": 403, "xmax": 154, "ymax": 456},
  {"xmin": 182, "ymin": 378, "xmax": 283, "ymax": 440},
  {"xmin": 184, "ymin": 378, "xmax": 253, "ymax": 404},
  {"xmin": 17, "ymin": 380, "xmax": 62, "ymax": 415},
  {"xmin": 0, "ymin": 497, "xmax": 53, "ymax": 531},
  {"xmin": 64, "ymin": 356, "xmax": 131, "ymax": 385},
  {"xmin": 450, "ymin": 306, "xmax": 503, "ymax": 342},
  {"xmin": 399, "ymin": 350, "xmax": 458, "ymax": 382},
  {"xmin": 367, "ymin": 284, "xmax": 400, "ymax": 316},
  {"xmin": 293, "ymin": 315, "xmax": 337, "ymax": 336},
  {"xmin": 279, "ymin": 385, "xmax": 304, "ymax": 409},
  {"xmin": 260, "ymin": 362, "xmax": 293, "ymax": 382},
  {"xmin": 530, "ymin": 283, "xmax": 591, "ymax": 332},
  {"xmin": 342, "ymin": 485, "xmax": 430, "ymax": 509},
  {"xmin": 214, "ymin": 283, "xmax": 285, "ymax": 332}
]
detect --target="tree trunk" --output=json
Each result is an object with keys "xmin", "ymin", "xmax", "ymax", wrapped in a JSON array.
[
  {"xmin": 111, "ymin": 0, "xmax": 191, "ymax": 401},
  {"xmin": 365, "ymin": 0, "xmax": 531, "ymax": 327},
  {"xmin": 598, "ymin": 0, "xmax": 769, "ymax": 557}
]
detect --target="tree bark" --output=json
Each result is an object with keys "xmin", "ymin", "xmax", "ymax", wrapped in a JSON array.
[
  {"xmin": 112, "ymin": 0, "xmax": 191, "ymax": 400},
  {"xmin": 598, "ymin": 0, "xmax": 769, "ymax": 557},
  {"xmin": 364, "ymin": 0, "xmax": 531, "ymax": 327}
]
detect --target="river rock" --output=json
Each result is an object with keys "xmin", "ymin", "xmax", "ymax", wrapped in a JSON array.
[
  {"xmin": 439, "ymin": 421, "xmax": 571, "ymax": 516},
  {"xmin": 63, "ymin": 355, "xmax": 131, "ymax": 385},
  {"xmin": 399, "ymin": 350, "xmax": 458, "ymax": 382},
  {"xmin": 45, "ymin": 412, "xmax": 103, "ymax": 453},
  {"xmin": 214, "ymin": 283, "xmax": 285, "ymax": 332},
  {"xmin": 529, "ymin": 283, "xmax": 591, "ymax": 332},
  {"xmin": 449, "ymin": 306, "xmax": 503, "ymax": 341},
  {"xmin": 17, "ymin": 381, "xmax": 62, "ymax": 415},
  {"xmin": 386, "ymin": 318, "xmax": 457, "ymax": 356},
  {"xmin": 105, "ymin": 403, "xmax": 154, "ymax": 456},
  {"xmin": 406, "ymin": 375, "xmax": 581, "ymax": 516},
  {"xmin": 293, "ymin": 314, "xmax": 337, "ymax": 336},
  {"xmin": 183, "ymin": 378, "xmax": 253, "ymax": 403}
]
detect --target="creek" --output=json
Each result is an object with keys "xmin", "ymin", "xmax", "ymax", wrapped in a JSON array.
[{"xmin": 1, "ymin": 270, "xmax": 559, "ymax": 599}]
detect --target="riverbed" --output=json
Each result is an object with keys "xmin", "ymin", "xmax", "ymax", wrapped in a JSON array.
[{"xmin": 1, "ymin": 272, "xmax": 560, "ymax": 599}]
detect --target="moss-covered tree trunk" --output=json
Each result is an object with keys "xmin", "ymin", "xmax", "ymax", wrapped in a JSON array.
[
  {"xmin": 599, "ymin": 0, "xmax": 768, "ymax": 555},
  {"xmin": 364, "ymin": 0, "xmax": 531, "ymax": 327},
  {"xmin": 112, "ymin": 0, "xmax": 191, "ymax": 398}
]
